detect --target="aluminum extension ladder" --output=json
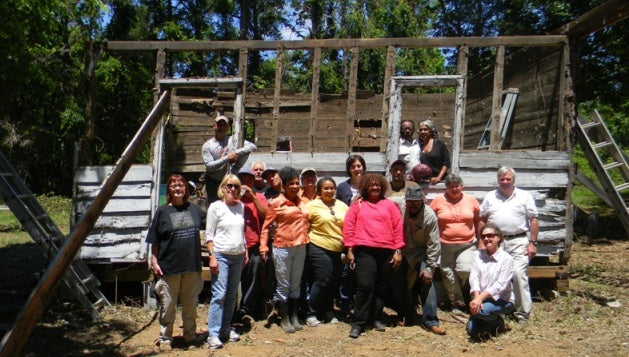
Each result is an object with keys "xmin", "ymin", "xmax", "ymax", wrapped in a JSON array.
[
  {"xmin": 0, "ymin": 150, "xmax": 110, "ymax": 321},
  {"xmin": 477, "ymin": 88, "xmax": 519, "ymax": 150},
  {"xmin": 574, "ymin": 111, "xmax": 629, "ymax": 235}
]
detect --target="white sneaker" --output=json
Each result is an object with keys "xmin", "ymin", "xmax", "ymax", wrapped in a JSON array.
[
  {"xmin": 228, "ymin": 328, "xmax": 241, "ymax": 342},
  {"xmin": 207, "ymin": 336, "xmax": 223, "ymax": 349},
  {"xmin": 306, "ymin": 316, "xmax": 321, "ymax": 327}
]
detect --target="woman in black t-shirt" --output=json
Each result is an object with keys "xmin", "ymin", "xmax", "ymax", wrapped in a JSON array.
[{"xmin": 146, "ymin": 174, "xmax": 206, "ymax": 350}]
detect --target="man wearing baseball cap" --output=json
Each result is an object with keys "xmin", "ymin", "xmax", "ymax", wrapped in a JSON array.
[
  {"xmin": 201, "ymin": 114, "xmax": 256, "ymax": 205},
  {"xmin": 403, "ymin": 185, "xmax": 446, "ymax": 335}
]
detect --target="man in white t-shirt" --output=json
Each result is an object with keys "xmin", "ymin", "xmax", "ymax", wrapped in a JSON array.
[{"xmin": 480, "ymin": 166, "xmax": 539, "ymax": 323}]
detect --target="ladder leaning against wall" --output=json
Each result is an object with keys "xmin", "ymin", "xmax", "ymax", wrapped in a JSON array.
[
  {"xmin": 0, "ymin": 150, "xmax": 110, "ymax": 321},
  {"xmin": 574, "ymin": 110, "xmax": 629, "ymax": 235}
]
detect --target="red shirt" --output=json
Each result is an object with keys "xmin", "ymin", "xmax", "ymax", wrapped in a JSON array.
[
  {"xmin": 240, "ymin": 192, "xmax": 267, "ymax": 248},
  {"xmin": 343, "ymin": 198, "xmax": 404, "ymax": 250}
]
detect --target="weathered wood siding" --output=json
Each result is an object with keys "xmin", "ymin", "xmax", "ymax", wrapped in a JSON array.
[
  {"xmin": 465, "ymin": 47, "xmax": 564, "ymax": 150},
  {"xmin": 166, "ymin": 90, "xmax": 455, "ymax": 174},
  {"xmin": 72, "ymin": 165, "xmax": 152, "ymax": 263}
]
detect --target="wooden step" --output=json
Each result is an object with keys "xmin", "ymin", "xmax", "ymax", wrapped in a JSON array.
[
  {"xmin": 615, "ymin": 182, "xmax": 629, "ymax": 192},
  {"xmin": 603, "ymin": 161, "xmax": 624, "ymax": 170},
  {"xmin": 592, "ymin": 141, "xmax": 612, "ymax": 150},
  {"xmin": 580, "ymin": 121, "xmax": 601, "ymax": 130}
]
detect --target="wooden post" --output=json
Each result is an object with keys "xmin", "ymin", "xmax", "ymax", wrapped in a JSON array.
[
  {"xmin": 490, "ymin": 45, "xmax": 505, "ymax": 150},
  {"xmin": 557, "ymin": 43, "xmax": 569, "ymax": 151},
  {"xmin": 456, "ymin": 45, "xmax": 469, "ymax": 150},
  {"xmin": 237, "ymin": 48, "xmax": 249, "ymax": 148},
  {"xmin": 381, "ymin": 45, "xmax": 396, "ymax": 152},
  {"xmin": 310, "ymin": 47, "xmax": 321, "ymax": 152},
  {"xmin": 451, "ymin": 76, "xmax": 465, "ymax": 174},
  {"xmin": 346, "ymin": 47, "xmax": 359, "ymax": 151},
  {"xmin": 0, "ymin": 91, "xmax": 171, "ymax": 357},
  {"xmin": 272, "ymin": 47, "xmax": 283, "ymax": 152},
  {"xmin": 386, "ymin": 78, "xmax": 401, "ymax": 167}
]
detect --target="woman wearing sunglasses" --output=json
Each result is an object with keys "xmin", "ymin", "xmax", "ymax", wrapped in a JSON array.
[
  {"xmin": 206, "ymin": 174, "xmax": 248, "ymax": 349},
  {"xmin": 467, "ymin": 223, "xmax": 515, "ymax": 341}
]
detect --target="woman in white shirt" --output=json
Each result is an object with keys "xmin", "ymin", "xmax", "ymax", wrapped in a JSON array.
[
  {"xmin": 206, "ymin": 174, "xmax": 248, "ymax": 349},
  {"xmin": 467, "ymin": 223, "xmax": 515, "ymax": 341}
]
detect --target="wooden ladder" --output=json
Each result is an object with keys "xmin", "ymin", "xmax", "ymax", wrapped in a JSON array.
[
  {"xmin": 574, "ymin": 111, "xmax": 629, "ymax": 235},
  {"xmin": 477, "ymin": 88, "xmax": 519, "ymax": 150},
  {"xmin": 0, "ymin": 150, "xmax": 110, "ymax": 321}
]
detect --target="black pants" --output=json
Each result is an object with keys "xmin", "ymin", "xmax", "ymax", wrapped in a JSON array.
[
  {"xmin": 390, "ymin": 258, "xmax": 415, "ymax": 320},
  {"xmin": 352, "ymin": 246, "xmax": 395, "ymax": 328},
  {"xmin": 205, "ymin": 176, "xmax": 222, "ymax": 206},
  {"xmin": 306, "ymin": 243, "xmax": 342, "ymax": 319},
  {"xmin": 240, "ymin": 246, "xmax": 265, "ymax": 319}
]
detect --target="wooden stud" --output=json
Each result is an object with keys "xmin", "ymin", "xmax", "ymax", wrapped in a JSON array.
[
  {"xmin": 272, "ymin": 47, "xmax": 283, "ymax": 152},
  {"xmin": 381, "ymin": 45, "xmax": 396, "ymax": 152},
  {"xmin": 490, "ymin": 45, "xmax": 505, "ymax": 151},
  {"xmin": 346, "ymin": 47, "xmax": 359, "ymax": 151},
  {"xmin": 310, "ymin": 47, "xmax": 321, "ymax": 152},
  {"xmin": 456, "ymin": 45, "xmax": 469, "ymax": 151}
]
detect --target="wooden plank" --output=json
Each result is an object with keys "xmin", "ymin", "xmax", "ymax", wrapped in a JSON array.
[
  {"xmin": 557, "ymin": 43, "xmax": 568, "ymax": 151},
  {"xmin": 75, "ymin": 183, "xmax": 151, "ymax": 199},
  {"xmin": 0, "ymin": 91, "xmax": 170, "ymax": 357},
  {"xmin": 75, "ymin": 198, "xmax": 151, "ymax": 214},
  {"xmin": 159, "ymin": 78, "xmax": 242, "ymax": 88},
  {"xmin": 459, "ymin": 151, "xmax": 570, "ymax": 169},
  {"xmin": 347, "ymin": 47, "xmax": 359, "ymax": 151},
  {"xmin": 310, "ymin": 47, "xmax": 321, "ymax": 153},
  {"xmin": 457, "ymin": 45, "xmax": 469, "ymax": 150},
  {"xmin": 458, "ymin": 170, "xmax": 569, "ymax": 188},
  {"xmin": 75, "ymin": 165, "xmax": 153, "ymax": 183},
  {"xmin": 247, "ymin": 152, "xmax": 388, "ymax": 172},
  {"xmin": 272, "ymin": 47, "xmax": 283, "ymax": 152},
  {"xmin": 551, "ymin": 0, "xmax": 629, "ymax": 37},
  {"xmin": 107, "ymin": 36, "xmax": 568, "ymax": 52},
  {"xmin": 87, "ymin": 215, "xmax": 151, "ymax": 229},
  {"xmin": 490, "ymin": 45, "xmax": 505, "ymax": 150},
  {"xmin": 528, "ymin": 265, "xmax": 568, "ymax": 279},
  {"xmin": 451, "ymin": 76, "xmax": 465, "ymax": 173},
  {"xmin": 381, "ymin": 45, "xmax": 396, "ymax": 151}
]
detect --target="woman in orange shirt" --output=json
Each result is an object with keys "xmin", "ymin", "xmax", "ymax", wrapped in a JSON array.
[
  {"xmin": 260, "ymin": 167, "xmax": 310, "ymax": 334},
  {"xmin": 429, "ymin": 174, "xmax": 480, "ymax": 313}
]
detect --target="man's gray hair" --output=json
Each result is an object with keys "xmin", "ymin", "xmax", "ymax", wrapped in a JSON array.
[
  {"xmin": 497, "ymin": 166, "xmax": 516, "ymax": 179},
  {"xmin": 252, "ymin": 161, "xmax": 266, "ymax": 170},
  {"xmin": 444, "ymin": 173, "xmax": 463, "ymax": 186}
]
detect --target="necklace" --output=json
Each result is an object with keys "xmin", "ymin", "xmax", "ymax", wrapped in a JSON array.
[{"xmin": 322, "ymin": 199, "xmax": 337, "ymax": 221}]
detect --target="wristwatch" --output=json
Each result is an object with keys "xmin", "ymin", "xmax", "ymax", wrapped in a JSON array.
[
  {"xmin": 395, "ymin": 249, "xmax": 402, "ymax": 255},
  {"xmin": 529, "ymin": 240, "xmax": 538, "ymax": 246}
]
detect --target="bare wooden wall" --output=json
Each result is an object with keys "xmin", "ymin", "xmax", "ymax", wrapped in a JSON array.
[
  {"xmin": 465, "ymin": 47, "xmax": 564, "ymax": 150},
  {"xmin": 168, "ymin": 91, "xmax": 455, "ymax": 173}
]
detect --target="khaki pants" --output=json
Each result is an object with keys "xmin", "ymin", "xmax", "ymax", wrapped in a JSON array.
[
  {"xmin": 155, "ymin": 272, "xmax": 203, "ymax": 342},
  {"xmin": 440, "ymin": 241, "xmax": 476, "ymax": 305}
]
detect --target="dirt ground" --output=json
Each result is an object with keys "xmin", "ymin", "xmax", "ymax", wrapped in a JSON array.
[{"xmin": 2, "ymin": 238, "xmax": 628, "ymax": 357}]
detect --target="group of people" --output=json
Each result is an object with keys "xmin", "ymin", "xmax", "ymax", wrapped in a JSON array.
[{"xmin": 146, "ymin": 115, "xmax": 540, "ymax": 350}]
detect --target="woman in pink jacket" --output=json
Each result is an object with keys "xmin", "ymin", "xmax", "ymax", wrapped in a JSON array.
[{"xmin": 343, "ymin": 173, "xmax": 404, "ymax": 338}]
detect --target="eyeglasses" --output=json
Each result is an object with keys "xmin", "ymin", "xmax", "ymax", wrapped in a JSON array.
[
  {"xmin": 481, "ymin": 233, "xmax": 499, "ymax": 239},
  {"xmin": 225, "ymin": 183, "xmax": 240, "ymax": 190},
  {"xmin": 169, "ymin": 184, "xmax": 185, "ymax": 189}
]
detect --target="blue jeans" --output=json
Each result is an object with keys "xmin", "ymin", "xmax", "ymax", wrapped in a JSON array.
[
  {"xmin": 417, "ymin": 262, "xmax": 440, "ymax": 328},
  {"xmin": 208, "ymin": 252, "xmax": 244, "ymax": 337},
  {"xmin": 272, "ymin": 244, "xmax": 307, "ymax": 302},
  {"xmin": 466, "ymin": 299, "xmax": 514, "ymax": 337},
  {"xmin": 240, "ymin": 246, "xmax": 264, "ymax": 318}
]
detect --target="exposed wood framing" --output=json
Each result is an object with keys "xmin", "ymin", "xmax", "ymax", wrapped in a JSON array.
[
  {"xmin": 272, "ymin": 46, "xmax": 283, "ymax": 152},
  {"xmin": 556, "ymin": 44, "xmax": 567, "ymax": 151},
  {"xmin": 238, "ymin": 47, "xmax": 249, "ymax": 143},
  {"xmin": 552, "ymin": 0, "xmax": 629, "ymax": 36},
  {"xmin": 456, "ymin": 45, "xmax": 469, "ymax": 150},
  {"xmin": 381, "ymin": 45, "xmax": 396, "ymax": 151},
  {"xmin": 310, "ymin": 47, "xmax": 321, "ymax": 152},
  {"xmin": 347, "ymin": 47, "xmax": 359, "ymax": 151},
  {"xmin": 451, "ymin": 76, "xmax": 465, "ymax": 173},
  {"xmin": 107, "ymin": 36, "xmax": 568, "ymax": 51},
  {"xmin": 489, "ymin": 45, "xmax": 505, "ymax": 150},
  {"xmin": 0, "ymin": 91, "xmax": 171, "ymax": 357}
]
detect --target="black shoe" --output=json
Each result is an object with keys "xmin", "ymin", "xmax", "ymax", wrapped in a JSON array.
[
  {"xmin": 349, "ymin": 325, "xmax": 362, "ymax": 339},
  {"xmin": 373, "ymin": 320, "xmax": 386, "ymax": 332}
]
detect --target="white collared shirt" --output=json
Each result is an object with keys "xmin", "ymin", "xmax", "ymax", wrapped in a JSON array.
[
  {"xmin": 469, "ymin": 247, "xmax": 515, "ymax": 303},
  {"xmin": 399, "ymin": 137, "xmax": 421, "ymax": 173},
  {"xmin": 480, "ymin": 187, "xmax": 538, "ymax": 235}
]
